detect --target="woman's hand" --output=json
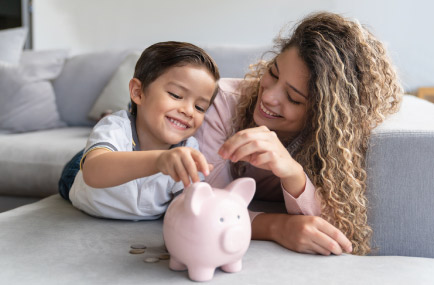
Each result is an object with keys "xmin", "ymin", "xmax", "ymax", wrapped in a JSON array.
[
  {"xmin": 156, "ymin": 147, "xmax": 213, "ymax": 188},
  {"xmin": 218, "ymin": 126, "xmax": 306, "ymax": 197},
  {"xmin": 252, "ymin": 213, "xmax": 353, "ymax": 255},
  {"xmin": 218, "ymin": 126, "xmax": 298, "ymax": 179}
]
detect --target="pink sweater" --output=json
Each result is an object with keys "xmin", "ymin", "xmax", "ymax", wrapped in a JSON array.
[{"xmin": 194, "ymin": 79, "xmax": 321, "ymax": 218}]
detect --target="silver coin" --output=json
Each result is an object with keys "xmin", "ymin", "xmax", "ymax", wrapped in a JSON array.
[
  {"xmin": 131, "ymin": 244, "xmax": 147, "ymax": 249},
  {"xmin": 144, "ymin": 257, "xmax": 160, "ymax": 263},
  {"xmin": 129, "ymin": 248, "xmax": 145, "ymax": 254}
]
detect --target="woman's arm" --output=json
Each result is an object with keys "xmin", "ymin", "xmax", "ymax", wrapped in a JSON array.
[{"xmin": 251, "ymin": 212, "xmax": 353, "ymax": 255}]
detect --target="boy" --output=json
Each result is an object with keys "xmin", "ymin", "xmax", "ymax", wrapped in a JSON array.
[{"xmin": 66, "ymin": 42, "xmax": 220, "ymax": 220}]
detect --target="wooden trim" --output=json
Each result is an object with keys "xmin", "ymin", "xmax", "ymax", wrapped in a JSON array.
[{"xmin": 417, "ymin": 87, "xmax": 434, "ymax": 103}]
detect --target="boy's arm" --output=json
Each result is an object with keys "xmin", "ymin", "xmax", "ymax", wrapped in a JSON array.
[
  {"xmin": 82, "ymin": 147, "xmax": 211, "ymax": 189},
  {"xmin": 82, "ymin": 148, "xmax": 164, "ymax": 188}
]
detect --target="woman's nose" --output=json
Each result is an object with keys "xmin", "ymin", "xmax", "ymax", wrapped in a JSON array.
[{"xmin": 262, "ymin": 85, "xmax": 282, "ymax": 105}]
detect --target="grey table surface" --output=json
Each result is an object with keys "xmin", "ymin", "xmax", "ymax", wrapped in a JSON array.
[{"xmin": 1, "ymin": 195, "xmax": 433, "ymax": 285}]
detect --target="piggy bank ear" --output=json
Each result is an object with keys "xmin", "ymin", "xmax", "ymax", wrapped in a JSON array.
[
  {"xmin": 225, "ymin": 178, "xmax": 256, "ymax": 205},
  {"xmin": 184, "ymin": 182, "xmax": 214, "ymax": 216}
]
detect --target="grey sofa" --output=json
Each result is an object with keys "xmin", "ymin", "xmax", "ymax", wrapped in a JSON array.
[{"xmin": 1, "ymin": 47, "xmax": 434, "ymax": 284}]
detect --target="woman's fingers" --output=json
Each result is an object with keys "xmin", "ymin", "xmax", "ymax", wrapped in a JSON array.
[
  {"xmin": 228, "ymin": 140, "xmax": 265, "ymax": 163},
  {"xmin": 318, "ymin": 220, "xmax": 353, "ymax": 253},
  {"xmin": 277, "ymin": 215, "xmax": 351, "ymax": 256},
  {"xmin": 312, "ymin": 230, "xmax": 343, "ymax": 255},
  {"xmin": 309, "ymin": 241, "xmax": 333, "ymax": 256},
  {"xmin": 218, "ymin": 126, "xmax": 273, "ymax": 159}
]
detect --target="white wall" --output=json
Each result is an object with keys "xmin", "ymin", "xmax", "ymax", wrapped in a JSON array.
[{"xmin": 32, "ymin": 0, "xmax": 434, "ymax": 92}]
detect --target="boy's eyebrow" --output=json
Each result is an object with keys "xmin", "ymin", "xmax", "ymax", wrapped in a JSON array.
[{"xmin": 168, "ymin": 81, "xmax": 189, "ymax": 92}]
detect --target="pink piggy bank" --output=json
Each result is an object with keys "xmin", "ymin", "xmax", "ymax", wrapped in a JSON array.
[{"xmin": 163, "ymin": 178, "xmax": 255, "ymax": 282}]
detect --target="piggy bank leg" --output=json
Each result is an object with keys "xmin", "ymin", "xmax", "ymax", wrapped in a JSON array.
[
  {"xmin": 188, "ymin": 266, "xmax": 216, "ymax": 282},
  {"xmin": 169, "ymin": 257, "xmax": 187, "ymax": 271},
  {"xmin": 221, "ymin": 259, "xmax": 242, "ymax": 273}
]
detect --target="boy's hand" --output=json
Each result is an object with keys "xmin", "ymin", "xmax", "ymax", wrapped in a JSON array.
[{"xmin": 156, "ymin": 147, "xmax": 213, "ymax": 187}]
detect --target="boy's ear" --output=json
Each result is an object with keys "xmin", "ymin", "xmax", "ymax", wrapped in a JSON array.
[{"xmin": 129, "ymin": 78, "xmax": 143, "ymax": 105}]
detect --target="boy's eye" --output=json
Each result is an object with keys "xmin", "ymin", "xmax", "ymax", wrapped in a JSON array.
[
  {"xmin": 195, "ymin": 105, "xmax": 206, "ymax": 113},
  {"xmin": 168, "ymin": 92, "xmax": 181, "ymax": 99}
]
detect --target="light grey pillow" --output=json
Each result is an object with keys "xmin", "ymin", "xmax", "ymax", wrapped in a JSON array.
[
  {"xmin": 0, "ymin": 27, "xmax": 27, "ymax": 64},
  {"xmin": 0, "ymin": 50, "xmax": 68, "ymax": 133},
  {"xmin": 88, "ymin": 52, "xmax": 140, "ymax": 120},
  {"xmin": 53, "ymin": 50, "xmax": 132, "ymax": 126}
]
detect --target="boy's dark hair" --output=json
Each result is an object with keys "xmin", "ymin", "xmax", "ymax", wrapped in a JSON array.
[{"xmin": 131, "ymin": 41, "xmax": 220, "ymax": 116}]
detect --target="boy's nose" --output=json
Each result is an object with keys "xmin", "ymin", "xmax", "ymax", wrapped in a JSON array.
[{"xmin": 179, "ymin": 103, "xmax": 194, "ymax": 117}]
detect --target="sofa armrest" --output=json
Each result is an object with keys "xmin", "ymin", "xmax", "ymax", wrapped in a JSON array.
[{"xmin": 367, "ymin": 95, "xmax": 434, "ymax": 257}]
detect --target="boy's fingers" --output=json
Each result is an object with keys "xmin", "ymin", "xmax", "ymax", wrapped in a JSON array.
[
  {"xmin": 181, "ymin": 154, "xmax": 200, "ymax": 184},
  {"xmin": 174, "ymin": 160, "xmax": 190, "ymax": 187},
  {"xmin": 191, "ymin": 151, "xmax": 210, "ymax": 176}
]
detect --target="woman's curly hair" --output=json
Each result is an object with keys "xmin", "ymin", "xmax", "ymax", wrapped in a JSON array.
[{"xmin": 233, "ymin": 12, "xmax": 403, "ymax": 255}]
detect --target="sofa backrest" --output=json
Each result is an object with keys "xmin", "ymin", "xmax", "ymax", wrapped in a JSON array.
[{"xmin": 52, "ymin": 45, "xmax": 270, "ymax": 127}]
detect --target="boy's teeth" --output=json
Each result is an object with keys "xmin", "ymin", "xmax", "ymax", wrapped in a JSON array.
[
  {"xmin": 169, "ymin": 118, "xmax": 187, "ymax": 128},
  {"xmin": 260, "ymin": 102, "xmax": 279, "ymax": 117}
]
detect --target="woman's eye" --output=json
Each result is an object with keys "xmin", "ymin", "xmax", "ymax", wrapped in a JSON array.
[
  {"xmin": 287, "ymin": 93, "xmax": 301, "ymax": 105},
  {"xmin": 195, "ymin": 105, "xmax": 206, "ymax": 113},
  {"xmin": 268, "ymin": 68, "xmax": 278, "ymax": 80},
  {"xmin": 168, "ymin": 92, "xmax": 181, "ymax": 99}
]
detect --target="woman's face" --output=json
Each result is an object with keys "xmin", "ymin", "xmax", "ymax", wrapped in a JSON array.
[{"xmin": 253, "ymin": 47, "xmax": 310, "ymax": 141}]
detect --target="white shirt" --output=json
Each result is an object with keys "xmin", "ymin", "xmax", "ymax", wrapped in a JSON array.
[{"xmin": 69, "ymin": 110, "xmax": 201, "ymax": 220}]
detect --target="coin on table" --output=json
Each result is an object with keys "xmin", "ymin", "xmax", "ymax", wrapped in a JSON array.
[
  {"xmin": 144, "ymin": 257, "xmax": 160, "ymax": 263},
  {"xmin": 158, "ymin": 254, "xmax": 170, "ymax": 260},
  {"xmin": 129, "ymin": 248, "xmax": 146, "ymax": 254},
  {"xmin": 130, "ymin": 244, "xmax": 147, "ymax": 250}
]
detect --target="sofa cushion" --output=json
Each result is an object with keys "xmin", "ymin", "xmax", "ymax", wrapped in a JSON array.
[
  {"xmin": 0, "ymin": 195, "xmax": 433, "ymax": 284},
  {"xmin": 53, "ymin": 50, "xmax": 133, "ymax": 126},
  {"xmin": 0, "ymin": 50, "xmax": 68, "ymax": 133},
  {"xmin": 0, "ymin": 27, "xmax": 27, "ymax": 65},
  {"xmin": 88, "ymin": 52, "xmax": 140, "ymax": 121},
  {"xmin": 0, "ymin": 127, "xmax": 90, "ymax": 197}
]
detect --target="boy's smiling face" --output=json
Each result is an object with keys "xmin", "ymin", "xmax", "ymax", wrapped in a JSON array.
[{"xmin": 130, "ymin": 65, "xmax": 216, "ymax": 150}]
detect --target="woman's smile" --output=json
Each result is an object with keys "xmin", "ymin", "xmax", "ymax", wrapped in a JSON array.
[{"xmin": 259, "ymin": 101, "xmax": 282, "ymax": 118}]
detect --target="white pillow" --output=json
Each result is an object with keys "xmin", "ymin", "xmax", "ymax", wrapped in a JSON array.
[
  {"xmin": 0, "ymin": 27, "xmax": 27, "ymax": 65},
  {"xmin": 88, "ymin": 52, "xmax": 141, "ymax": 120},
  {"xmin": 0, "ymin": 50, "xmax": 68, "ymax": 133}
]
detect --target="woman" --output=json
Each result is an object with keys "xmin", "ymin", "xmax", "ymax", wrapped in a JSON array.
[{"xmin": 195, "ymin": 12, "xmax": 402, "ymax": 255}]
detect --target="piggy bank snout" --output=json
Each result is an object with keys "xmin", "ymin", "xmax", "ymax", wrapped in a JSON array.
[{"xmin": 221, "ymin": 226, "xmax": 250, "ymax": 254}]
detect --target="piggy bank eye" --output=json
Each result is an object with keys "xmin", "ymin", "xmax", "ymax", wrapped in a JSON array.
[
  {"xmin": 237, "ymin": 215, "xmax": 240, "ymax": 220},
  {"xmin": 220, "ymin": 217, "xmax": 224, "ymax": 222}
]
